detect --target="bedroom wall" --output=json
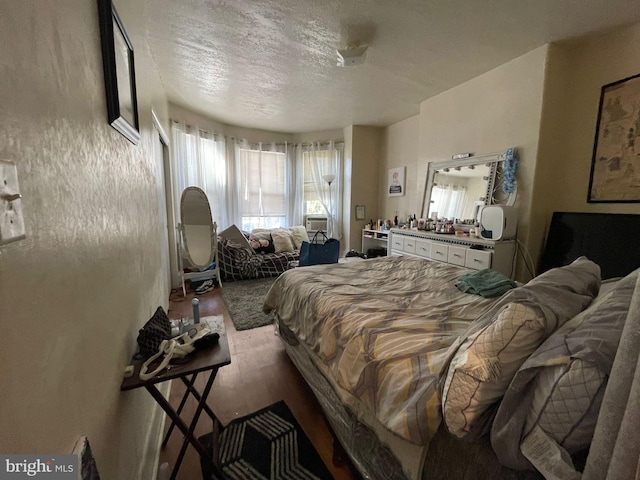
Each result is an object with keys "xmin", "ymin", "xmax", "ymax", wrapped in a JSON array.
[
  {"xmin": 379, "ymin": 115, "xmax": 421, "ymax": 224},
  {"xmin": 348, "ymin": 125, "xmax": 383, "ymax": 251},
  {"xmin": 532, "ymin": 22, "xmax": 640, "ymax": 263},
  {"xmin": 0, "ymin": 2, "xmax": 170, "ymax": 478},
  {"xmin": 170, "ymin": 103, "xmax": 296, "ymax": 143},
  {"xmin": 416, "ymin": 46, "xmax": 548, "ymax": 282}
]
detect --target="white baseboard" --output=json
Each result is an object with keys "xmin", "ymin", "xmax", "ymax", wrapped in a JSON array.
[{"xmin": 137, "ymin": 382, "xmax": 171, "ymax": 480}]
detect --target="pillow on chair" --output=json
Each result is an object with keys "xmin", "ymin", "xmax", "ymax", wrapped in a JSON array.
[{"xmin": 288, "ymin": 225, "xmax": 309, "ymax": 250}]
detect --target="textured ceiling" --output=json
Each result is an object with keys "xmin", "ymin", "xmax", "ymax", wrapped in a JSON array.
[{"xmin": 143, "ymin": 0, "xmax": 640, "ymax": 134}]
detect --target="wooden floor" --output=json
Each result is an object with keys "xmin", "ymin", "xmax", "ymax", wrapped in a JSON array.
[{"xmin": 157, "ymin": 283, "xmax": 359, "ymax": 479}]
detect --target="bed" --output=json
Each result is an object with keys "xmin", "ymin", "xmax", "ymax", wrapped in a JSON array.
[{"xmin": 263, "ymin": 212, "xmax": 640, "ymax": 480}]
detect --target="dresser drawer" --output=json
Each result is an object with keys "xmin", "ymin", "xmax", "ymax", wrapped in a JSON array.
[
  {"xmin": 465, "ymin": 248, "xmax": 492, "ymax": 270},
  {"xmin": 390, "ymin": 235, "xmax": 404, "ymax": 251},
  {"xmin": 415, "ymin": 239, "xmax": 431, "ymax": 259},
  {"xmin": 431, "ymin": 243, "xmax": 449, "ymax": 262},
  {"xmin": 448, "ymin": 246, "xmax": 467, "ymax": 266},
  {"xmin": 403, "ymin": 237, "xmax": 417, "ymax": 254}
]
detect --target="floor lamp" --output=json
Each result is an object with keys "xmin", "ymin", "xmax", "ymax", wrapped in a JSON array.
[{"xmin": 323, "ymin": 174, "xmax": 335, "ymax": 237}]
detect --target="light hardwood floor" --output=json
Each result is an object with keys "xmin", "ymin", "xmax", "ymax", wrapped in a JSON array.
[{"xmin": 157, "ymin": 283, "xmax": 359, "ymax": 479}]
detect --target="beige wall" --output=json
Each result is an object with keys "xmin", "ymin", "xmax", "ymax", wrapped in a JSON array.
[
  {"xmin": 347, "ymin": 126, "xmax": 383, "ymax": 251},
  {"xmin": 379, "ymin": 115, "xmax": 421, "ymax": 224},
  {"xmin": 170, "ymin": 103, "xmax": 296, "ymax": 143},
  {"xmin": 0, "ymin": 2, "xmax": 169, "ymax": 478},
  {"xmin": 171, "ymin": 103, "xmax": 344, "ymax": 147},
  {"xmin": 532, "ymin": 23, "xmax": 640, "ymax": 263},
  {"xmin": 400, "ymin": 46, "xmax": 549, "ymax": 281},
  {"xmin": 371, "ymin": 47, "xmax": 551, "ymax": 274},
  {"xmin": 382, "ymin": 23, "xmax": 640, "ymax": 281}
]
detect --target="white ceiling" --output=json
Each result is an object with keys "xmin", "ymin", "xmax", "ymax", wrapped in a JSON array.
[{"xmin": 143, "ymin": 0, "xmax": 640, "ymax": 134}]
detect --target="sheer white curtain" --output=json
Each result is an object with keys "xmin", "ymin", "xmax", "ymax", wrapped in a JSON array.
[
  {"xmin": 171, "ymin": 122, "xmax": 340, "ymax": 234},
  {"xmin": 287, "ymin": 144, "xmax": 304, "ymax": 227},
  {"xmin": 301, "ymin": 141, "xmax": 343, "ymax": 239},
  {"xmin": 430, "ymin": 183, "xmax": 468, "ymax": 220},
  {"xmin": 171, "ymin": 121, "xmax": 228, "ymax": 227}
]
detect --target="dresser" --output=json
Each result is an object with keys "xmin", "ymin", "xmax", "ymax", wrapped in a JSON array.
[{"xmin": 388, "ymin": 228, "xmax": 516, "ymax": 278}]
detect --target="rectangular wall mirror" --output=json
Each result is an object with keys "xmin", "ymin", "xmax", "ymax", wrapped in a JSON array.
[{"xmin": 420, "ymin": 151, "xmax": 515, "ymax": 222}]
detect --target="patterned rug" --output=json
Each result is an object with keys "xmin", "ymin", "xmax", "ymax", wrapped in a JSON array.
[
  {"xmin": 221, "ymin": 277, "xmax": 277, "ymax": 331},
  {"xmin": 199, "ymin": 401, "xmax": 333, "ymax": 480}
]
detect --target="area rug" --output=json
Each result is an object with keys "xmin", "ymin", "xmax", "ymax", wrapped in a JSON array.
[
  {"xmin": 220, "ymin": 277, "xmax": 277, "ymax": 331},
  {"xmin": 199, "ymin": 400, "xmax": 333, "ymax": 480}
]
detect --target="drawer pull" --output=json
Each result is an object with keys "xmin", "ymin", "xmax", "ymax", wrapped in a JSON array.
[
  {"xmin": 454, "ymin": 254, "xmax": 462, "ymax": 258},
  {"xmin": 474, "ymin": 258, "xmax": 482, "ymax": 263}
]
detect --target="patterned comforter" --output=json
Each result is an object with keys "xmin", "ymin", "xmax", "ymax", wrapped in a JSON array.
[{"xmin": 263, "ymin": 255, "xmax": 497, "ymax": 445}]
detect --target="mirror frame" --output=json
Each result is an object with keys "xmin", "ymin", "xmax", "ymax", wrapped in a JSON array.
[
  {"xmin": 421, "ymin": 150, "xmax": 516, "ymax": 220},
  {"xmin": 180, "ymin": 186, "xmax": 216, "ymax": 268}
]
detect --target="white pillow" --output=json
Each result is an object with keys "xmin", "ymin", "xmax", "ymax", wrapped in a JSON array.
[
  {"xmin": 442, "ymin": 302, "xmax": 546, "ymax": 438},
  {"xmin": 287, "ymin": 225, "xmax": 308, "ymax": 250}
]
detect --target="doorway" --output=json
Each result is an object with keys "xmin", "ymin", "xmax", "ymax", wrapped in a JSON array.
[{"xmin": 152, "ymin": 114, "xmax": 175, "ymax": 296}]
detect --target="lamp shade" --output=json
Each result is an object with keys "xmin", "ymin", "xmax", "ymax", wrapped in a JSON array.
[{"xmin": 323, "ymin": 174, "xmax": 336, "ymax": 184}]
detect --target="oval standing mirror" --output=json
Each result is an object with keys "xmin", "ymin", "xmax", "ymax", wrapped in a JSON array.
[{"xmin": 180, "ymin": 186, "xmax": 215, "ymax": 268}]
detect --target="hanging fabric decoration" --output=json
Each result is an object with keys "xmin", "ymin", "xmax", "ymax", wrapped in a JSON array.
[{"xmin": 502, "ymin": 147, "xmax": 519, "ymax": 194}]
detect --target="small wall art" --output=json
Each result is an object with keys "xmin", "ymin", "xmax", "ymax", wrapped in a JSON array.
[
  {"xmin": 588, "ymin": 72, "xmax": 640, "ymax": 202},
  {"xmin": 388, "ymin": 166, "xmax": 406, "ymax": 197}
]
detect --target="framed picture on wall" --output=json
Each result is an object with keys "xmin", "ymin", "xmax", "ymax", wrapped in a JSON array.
[
  {"xmin": 388, "ymin": 166, "xmax": 406, "ymax": 197},
  {"xmin": 355, "ymin": 205, "xmax": 365, "ymax": 220},
  {"xmin": 97, "ymin": 0, "xmax": 140, "ymax": 145},
  {"xmin": 588, "ymin": 72, "xmax": 640, "ymax": 202}
]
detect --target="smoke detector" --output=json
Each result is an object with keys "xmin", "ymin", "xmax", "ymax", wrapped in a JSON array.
[{"xmin": 336, "ymin": 45, "xmax": 368, "ymax": 67}]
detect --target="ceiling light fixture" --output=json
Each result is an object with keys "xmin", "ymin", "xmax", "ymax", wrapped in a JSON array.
[{"xmin": 336, "ymin": 45, "xmax": 368, "ymax": 67}]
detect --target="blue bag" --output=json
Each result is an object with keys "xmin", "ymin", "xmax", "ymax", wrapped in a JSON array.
[{"xmin": 299, "ymin": 231, "xmax": 340, "ymax": 266}]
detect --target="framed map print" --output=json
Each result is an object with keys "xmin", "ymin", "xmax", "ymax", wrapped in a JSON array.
[{"xmin": 588, "ymin": 73, "xmax": 640, "ymax": 202}]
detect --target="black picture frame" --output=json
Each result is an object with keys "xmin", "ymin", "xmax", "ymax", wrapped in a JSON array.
[
  {"xmin": 97, "ymin": 0, "xmax": 140, "ymax": 145},
  {"xmin": 587, "ymin": 72, "xmax": 640, "ymax": 203}
]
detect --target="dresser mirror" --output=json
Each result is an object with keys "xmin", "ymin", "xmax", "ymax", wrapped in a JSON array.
[{"xmin": 420, "ymin": 150, "xmax": 516, "ymax": 222}]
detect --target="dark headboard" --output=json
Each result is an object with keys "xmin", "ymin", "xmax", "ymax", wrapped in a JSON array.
[{"xmin": 538, "ymin": 212, "xmax": 640, "ymax": 280}]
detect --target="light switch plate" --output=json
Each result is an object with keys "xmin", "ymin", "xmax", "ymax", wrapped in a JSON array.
[{"xmin": 0, "ymin": 159, "xmax": 26, "ymax": 245}]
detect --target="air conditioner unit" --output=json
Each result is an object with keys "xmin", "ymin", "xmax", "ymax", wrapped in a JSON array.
[{"xmin": 305, "ymin": 216, "xmax": 328, "ymax": 232}]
